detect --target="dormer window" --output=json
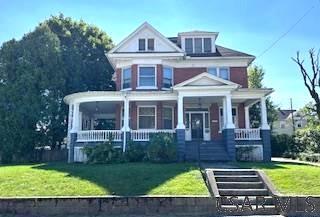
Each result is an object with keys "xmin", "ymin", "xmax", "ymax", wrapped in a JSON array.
[
  {"xmin": 204, "ymin": 38, "xmax": 212, "ymax": 53},
  {"xmin": 194, "ymin": 38, "xmax": 202, "ymax": 53},
  {"xmin": 185, "ymin": 38, "xmax": 193, "ymax": 53},
  {"xmin": 184, "ymin": 37, "xmax": 213, "ymax": 54},
  {"xmin": 138, "ymin": 38, "xmax": 154, "ymax": 51}
]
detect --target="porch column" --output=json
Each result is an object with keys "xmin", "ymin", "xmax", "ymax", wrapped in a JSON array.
[
  {"xmin": 245, "ymin": 106, "xmax": 250, "ymax": 129},
  {"xmin": 176, "ymin": 95, "xmax": 185, "ymax": 129},
  {"xmin": 222, "ymin": 94, "xmax": 236, "ymax": 161},
  {"xmin": 225, "ymin": 94, "xmax": 235, "ymax": 129},
  {"xmin": 260, "ymin": 96, "xmax": 270, "ymax": 130},
  {"xmin": 122, "ymin": 97, "xmax": 130, "ymax": 152},
  {"xmin": 69, "ymin": 102, "xmax": 79, "ymax": 163},
  {"xmin": 260, "ymin": 96, "xmax": 271, "ymax": 161},
  {"xmin": 176, "ymin": 94, "xmax": 185, "ymax": 162}
]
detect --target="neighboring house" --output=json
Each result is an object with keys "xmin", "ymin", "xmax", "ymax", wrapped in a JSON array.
[
  {"xmin": 273, "ymin": 109, "xmax": 307, "ymax": 135},
  {"xmin": 64, "ymin": 22, "xmax": 273, "ymax": 162}
]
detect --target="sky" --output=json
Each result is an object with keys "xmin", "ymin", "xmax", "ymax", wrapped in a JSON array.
[{"xmin": 1, "ymin": 0, "xmax": 319, "ymax": 110}]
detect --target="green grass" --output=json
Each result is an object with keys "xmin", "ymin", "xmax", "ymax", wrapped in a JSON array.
[
  {"xmin": 0, "ymin": 162, "xmax": 209, "ymax": 197},
  {"xmin": 237, "ymin": 162, "xmax": 320, "ymax": 195}
]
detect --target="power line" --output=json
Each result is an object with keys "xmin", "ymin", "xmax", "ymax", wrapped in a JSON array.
[{"xmin": 256, "ymin": 3, "xmax": 317, "ymax": 60}]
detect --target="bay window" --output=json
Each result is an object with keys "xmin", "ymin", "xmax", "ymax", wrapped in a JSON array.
[
  {"xmin": 138, "ymin": 66, "xmax": 156, "ymax": 87},
  {"xmin": 163, "ymin": 66, "xmax": 173, "ymax": 88},
  {"xmin": 122, "ymin": 67, "xmax": 131, "ymax": 89},
  {"xmin": 138, "ymin": 106, "xmax": 156, "ymax": 129}
]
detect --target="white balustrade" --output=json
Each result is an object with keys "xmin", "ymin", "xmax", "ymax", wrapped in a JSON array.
[
  {"xmin": 235, "ymin": 128, "xmax": 261, "ymax": 140},
  {"xmin": 77, "ymin": 130, "xmax": 122, "ymax": 142},
  {"xmin": 130, "ymin": 129, "xmax": 176, "ymax": 141}
]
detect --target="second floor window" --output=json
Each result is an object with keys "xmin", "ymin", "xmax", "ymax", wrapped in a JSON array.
[
  {"xmin": 122, "ymin": 67, "xmax": 131, "ymax": 89},
  {"xmin": 185, "ymin": 38, "xmax": 193, "ymax": 53},
  {"xmin": 139, "ymin": 38, "xmax": 154, "ymax": 51},
  {"xmin": 208, "ymin": 67, "xmax": 230, "ymax": 80},
  {"xmin": 163, "ymin": 66, "xmax": 173, "ymax": 88},
  {"xmin": 138, "ymin": 66, "xmax": 156, "ymax": 87}
]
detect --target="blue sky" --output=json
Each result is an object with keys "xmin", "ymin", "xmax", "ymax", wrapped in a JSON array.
[{"xmin": 1, "ymin": 0, "xmax": 319, "ymax": 109}]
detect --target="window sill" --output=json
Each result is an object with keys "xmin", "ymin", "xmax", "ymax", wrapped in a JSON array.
[
  {"xmin": 120, "ymin": 88, "xmax": 132, "ymax": 91},
  {"xmin": 161, "ymin": 87, "xmax": 172, "ymax": 91},
  {"xmin": 136, "ymin": 86, "xmax": 158, "ymax": 90}
]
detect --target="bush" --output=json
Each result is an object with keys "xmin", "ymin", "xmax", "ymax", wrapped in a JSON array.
[
  {"xmin": 271, "ymin": 134, "xmax": 295, "ymax": 157},
  {"xmin": 84, "ymin": 140, "xmax": 124, "ymax": 164},
  {"xmin": 298, "ymin": 152, "xmax": 320, "ymax": 163},
  {"xmin": 236, "ymin": 146, "xmax": 262, "ymax": 161},
  {"xmin": 125, "ymin": 140, "xmax": 146, "ymax": 162},
  {"xmin": 295, "ymin": 126, "xmax": 320, "ymax": 153},
  {"xmin": 147, "ymin": 133, "xmax": 176, "ymax": 163}
]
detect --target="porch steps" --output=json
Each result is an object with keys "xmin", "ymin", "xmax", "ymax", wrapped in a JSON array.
[
  {"xmin": 208, "ymin": 169, "xmax": 278, "ymax": 215},
  {"xmin": 186, "ymin": 140, "xmax": 230, "ymax": 161}
]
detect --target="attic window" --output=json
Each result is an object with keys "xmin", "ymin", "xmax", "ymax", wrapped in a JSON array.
[
  {"xmin": 139, "ymin": 39, "xmax": 146, "ymax": 51},
  {"xmin": 147, "ymin": 39, "xmax": 154, "ymax": 51},
  {"xmin": 204, "ymin": 38, "xmax": 212, "ymax": 53}
]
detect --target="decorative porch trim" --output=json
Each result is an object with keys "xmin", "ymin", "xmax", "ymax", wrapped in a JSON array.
[
  {"xmin": 131, "ymin": 129, "xmax": 175, "ymax": 141},
  {"xmin": 234, "ymin": 128, "xmax": 261, "ymax": 140},
  {"xmin": 77, "ymin": 130, "xmax": 122, "ymax": 142}
]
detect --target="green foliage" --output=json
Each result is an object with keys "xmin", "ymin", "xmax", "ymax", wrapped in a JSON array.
[
  {"xmin": 295, "ymin": 126, "xmax": 320, "ymax": 153},
  {"xmin": 298, "ymin": 152, "xmax": 320, "ymax": 163},
  {"xmin": 248, "ymin": 65, "xmax": 278, "ymax": 128},
  {"xmin": 147, "ymin": 133, "xmax": 177, "ymax": 163},
  {"xmin": 271, "ymin": 134, "xmax": 296, "ymax": 157},
  {"xmin": 84, "ymin": 140, "xmax": 124, "ymax": 164},
  {"xmin": 300, "ymin": 102, "xmax": 319, "ymax": 126},
  {"xmin": 236, "ymin": 146, "xmax": 258, "ymax": 161},
  {"xmin": 125, "ymin": 140, "xmax": 146, "ymax": 162},
  {"xmin": 0, "ymin": 14, "xmax": 115, "ymax": 163}
]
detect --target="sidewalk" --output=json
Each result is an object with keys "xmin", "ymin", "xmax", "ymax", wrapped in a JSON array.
[{"xmin": 272, "ymin": 157, "xmax": 320, "ymax": 167}]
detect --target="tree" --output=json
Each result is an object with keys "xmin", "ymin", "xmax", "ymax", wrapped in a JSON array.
[
  {"xmin": 300, "ymin": 102, "xmax": 319, "ymax": 126},
  {"xmin": 0, "ymin": 14, "xmax": 115, "ymax": 163},
  {"xmin": 292, "ymin": 49, "xmax": 320, "ymax": 120},
  {"xmin": 248, "ymin": 65, "xmax": 278, "ymax": 129}
]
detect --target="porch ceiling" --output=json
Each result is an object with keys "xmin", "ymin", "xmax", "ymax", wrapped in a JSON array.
[{"xmin": 80, "ymin": 101, "xmax": 119, "ymax": 114}]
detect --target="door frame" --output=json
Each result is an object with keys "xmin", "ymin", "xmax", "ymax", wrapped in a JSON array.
[{"xmin": 185, "ymin": 110, "xmax": 210, "ymax": 141}]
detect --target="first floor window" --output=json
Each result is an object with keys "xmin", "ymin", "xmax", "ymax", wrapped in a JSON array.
[
  {"xmin": 122, "ymin": 67, "xmax": 131, "ymax": 89},
  {"xmin": 163, "ymin": 107, "xmax": 173, "ymax": 129},
  {"xmin": 139, "ymin": 66, "xmax": 156, "ymax": 87},
  {"xmin": 138, "ymin": 107, "xmax": 156, "ymax": 129},
  {"xmin": 219, "ymin": 107, "xmax": 238, "ymax": 130},
  {"xmin": 163, "ymin": 67, "xmax": 173, "ymax": 88}
]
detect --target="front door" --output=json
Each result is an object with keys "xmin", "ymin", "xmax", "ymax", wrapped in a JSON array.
[{"xmin": 191, "ymin": 113, "xmax": 203, "ymax": 140}]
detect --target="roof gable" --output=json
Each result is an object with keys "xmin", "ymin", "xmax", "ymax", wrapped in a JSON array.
[
  {"xmin": 109, "ymin": 22, "xmax": 184, "ymax": 53},
  {"xmin": 174, "ymin": 72, "xmax": 240, "ymax": 88}
]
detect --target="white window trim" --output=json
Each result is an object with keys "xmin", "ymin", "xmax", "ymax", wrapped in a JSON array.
[
  {"xmin": 137, "ymin": 65, "xmax": 157, "ymax": 89},
  {"xmin": 218, "ymin": 106, "xmax": 238, "ymax": 132},
  {"xmin": 163, "ymin": 106, "xmax": 174, "ymax": 129},
  {"xmin": 121, "ymin": 67, "xmax": 132, "ymax": 91},
  {"xmin": 207, "ymin": 67, "xmax": 230, "ymax": 80},
  {"xmin": 137, "ymin": 105, "xmax": 157, "ymax": 130},
  {"xmin": 162, "ymin": 65, "xmax": 174, "ymax": 90}
]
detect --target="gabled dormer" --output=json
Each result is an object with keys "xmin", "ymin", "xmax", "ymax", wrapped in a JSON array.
[{"xmin": 178, "ymin": 31, "xmax": 218, "ymax": 55}]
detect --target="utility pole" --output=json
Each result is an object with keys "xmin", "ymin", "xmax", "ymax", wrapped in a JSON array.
[{"xmin": 290, "ymin": 98, "xmax": 296, "ymax": 133}]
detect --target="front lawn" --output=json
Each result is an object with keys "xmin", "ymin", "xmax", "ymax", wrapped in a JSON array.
[
  {"xmin": 237, "ymin": 162, "xmax": 320, "ymax": 195},
  {"xmin": 0, "ymin": 163, "xmax": 209, "ymax": 197}
]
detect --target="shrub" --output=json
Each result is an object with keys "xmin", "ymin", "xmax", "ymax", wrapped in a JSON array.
[
  {"xmin": 125, "ymin": 140, "xmax": 146, "ymax": 162},
  {"xmin": 236, "ymin": 146, "xmax": 262, "ymax": 161},
  {"xmin": 295, "ymin": 126, "xmax": 320, "ymax": 153},
  {"xmin": 147, "ymin": 133, "xmax": 176, "ymax": 163},
  {"xmin": 298, "ymin": 152, "xmax": 320, "ymax": 163},
  {"xmin": 271, "ymin": 134, "xmax": 295, "ymax": 157},
  {"xmin": 84, "ymin": 140, "xmax": 124, "ymax": 164}
]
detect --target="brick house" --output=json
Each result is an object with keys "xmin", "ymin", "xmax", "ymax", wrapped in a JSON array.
[{"xmin": 64, "ymin": 22, "xmax": 273, "ymax": 162}]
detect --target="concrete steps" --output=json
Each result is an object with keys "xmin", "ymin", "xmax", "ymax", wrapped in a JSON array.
[{"xmin": 185, "ymin": 141, "xmax": 230, "ymax": 161}]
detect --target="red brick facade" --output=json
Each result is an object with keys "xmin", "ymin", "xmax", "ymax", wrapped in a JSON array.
[{"xmin": 115, "ymin": 65, "xmax": 248, "ymax": 90}]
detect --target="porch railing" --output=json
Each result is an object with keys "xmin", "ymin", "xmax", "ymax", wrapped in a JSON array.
[
  {"xmin": 131, "ymin": 129, "xmax": 176, "ymax": 141},
  {"xmin": 77, "ymin": 130, "xmax": 122, "ymax": 142},
  {"xmin": 235, "ymin": 128, "xmax": 261, "ymax": 140}
]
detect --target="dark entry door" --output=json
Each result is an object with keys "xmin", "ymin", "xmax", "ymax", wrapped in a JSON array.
[{"xmin": 191, "ymin": 113, "xmax": 203, "ymax": 140}]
